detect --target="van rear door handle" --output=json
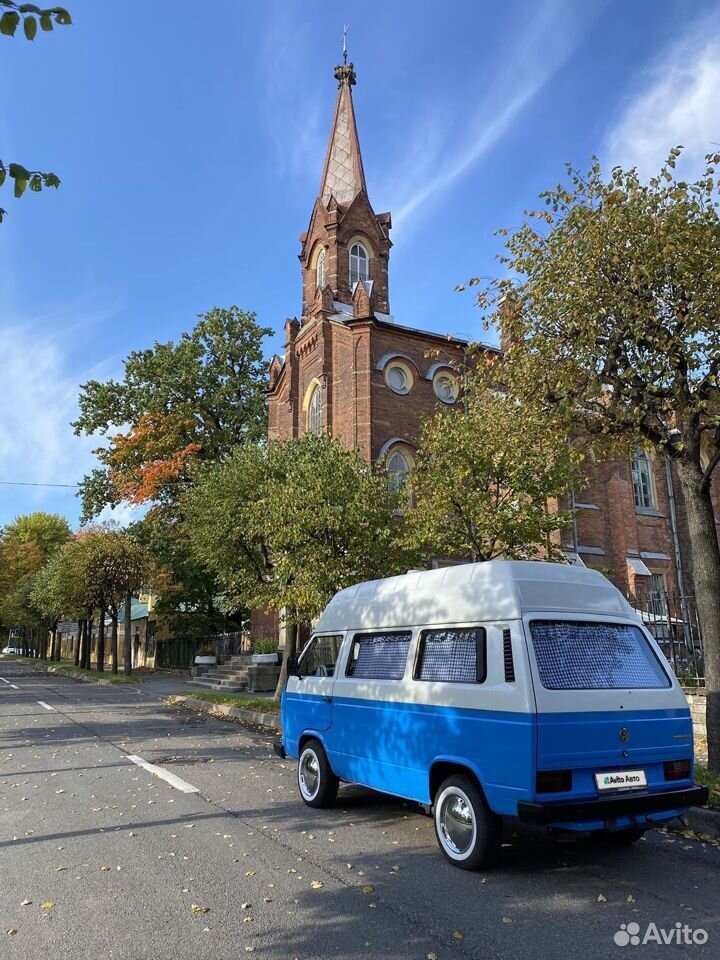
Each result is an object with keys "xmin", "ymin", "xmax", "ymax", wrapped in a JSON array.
[{"xmin": 322, "ymin": 696, "xmax": 333, "ymax": 703}]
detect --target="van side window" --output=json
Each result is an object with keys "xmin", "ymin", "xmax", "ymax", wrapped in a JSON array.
[
  {"xmin": 299, "ymin": 635, "xmax": 343, "ymax": 678},
  {"xmin": 415, "ymin": 628, "xmax": 486, "ymax": 683},
  {"xmin": 345, "ymin": 631, "xmax": 412, "ymax": 680}
]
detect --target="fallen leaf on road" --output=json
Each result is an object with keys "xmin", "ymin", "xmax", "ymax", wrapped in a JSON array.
[
  {"xmin": 627, "ymin": 895, "xmax": 636, "ymax": 903},
  {"xmin": 452, "ymin": 930, "xmax": 463, "ymax": 940},
  {"xmin": 311, "ymin": 881, "xmax": 324, "ymax": 889},
  {"xmin": 245, "ymin": 870, "xmax": 256, "ymax": 877},
  {"xmin": 361, "ymin": 885, "xmax": 374, "ymax": 895},
  {"xmin": 7, "ymin": 929, "xmax": 17, "ymax": 936},
  {"xmin": 241, "ymin": 903, "xmax": 251, "ymax": 909},
  {"xmin": 20, "ymin": 900, "xmax": 32, "ymax": 906},
  {"xmin": 191, "ymin": 904, "xmax": 210, "ymax": 914},
  {"xmin": 597, "ymin": 894, "xmax": 607, "ymax": 903},
  {"xmin": 41, "ymin": 901, "xmax": 55, "ymax": 910},
  {"xmin": 263, "ymin": 897, "xmax": 272, "ymax": 903},
  {"xmin": 503, "ymin": 917, "xmax": 513, "ymax": 924},
  {"xmin": 100, "ymin": 865, "xmax": 110, "ymax": 872},
  {"xmin": 243, "ymin": 916, "xmax": 253, "ymax": 923}
]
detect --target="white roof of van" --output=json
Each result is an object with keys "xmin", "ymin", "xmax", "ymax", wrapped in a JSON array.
[{"xmin": 315, "ymin": 560, "xmax": 636, "ymax": 633}]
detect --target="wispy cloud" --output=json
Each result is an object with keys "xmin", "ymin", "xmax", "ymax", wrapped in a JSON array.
[
  {"xmin": 386, "ymin": 0, "xmax": 602, "ymax": 235},
  {"xmin": 605, "ymin": 13, "xmax": 720, "ymax": 178},
  {"xmin": 0, "ymin": 322, "xmax": 139, "ymax": 528},
  {"xmin": 260, "ymin": 9, "xmax": 326, "ymax": 185}
]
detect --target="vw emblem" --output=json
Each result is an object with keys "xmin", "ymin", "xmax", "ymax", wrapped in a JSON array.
[{"xmin": 619, "ymin": 727, "xmax": 630, "ymax": 743}]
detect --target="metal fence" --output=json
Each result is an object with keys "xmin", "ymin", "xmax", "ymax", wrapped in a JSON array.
[{"xmin": 628, "ymin": 589, "xmax": 704, "ymax": 684}]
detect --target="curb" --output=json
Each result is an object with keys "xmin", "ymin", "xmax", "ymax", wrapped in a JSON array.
[
  {"xmin": 681, "ymin": 805, "xmax": 720, "ymax": 838},
  {"xmin": 168, "ymin": 694, "xmax": 280, "ymax": 732},
  {"xmin": 14, "ymin": 661, "xmax": 141, "ymax": 687}
]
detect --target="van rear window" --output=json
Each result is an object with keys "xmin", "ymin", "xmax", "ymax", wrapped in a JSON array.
[
  {"xmin": 530, "ymin": 620, "xmax": 670, "ymax": 690},
  {"xmin": 346, "ymin": 631, "xmax": 412, "ymax": 680}
]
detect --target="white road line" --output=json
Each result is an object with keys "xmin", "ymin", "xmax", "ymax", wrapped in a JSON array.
[
  {"xmin": 126, "ymin": 755, "xmax": 200, "ymax": 794},
  {"xmin": 9, "ymin": 684, "xmax": 18, "ymax": 690},
  {"xmin": 0, "ymin": 677, "xmax": 10, "ymax": 684},
  {"xmin": 37, "ymin": 701, "xmax": 55, "ymax": 711}
]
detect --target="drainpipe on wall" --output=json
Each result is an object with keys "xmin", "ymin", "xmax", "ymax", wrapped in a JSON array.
[{"xmin": 664, "ymin": 455, "xmax": 693, "ymax": 647}]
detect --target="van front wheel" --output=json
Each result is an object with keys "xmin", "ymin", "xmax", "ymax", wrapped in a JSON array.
[
  {"xmin": 297, "ymin": 739, "xmax": 338, "ymax": 808},
  {"xmin": 434, "ymin": 775, "xmax": 501, "ymax": 869}
]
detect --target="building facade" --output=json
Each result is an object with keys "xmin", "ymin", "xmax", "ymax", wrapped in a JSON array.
[{"xmin": 258, "ymin": 58, "xmax": 720, "ymax": 653}]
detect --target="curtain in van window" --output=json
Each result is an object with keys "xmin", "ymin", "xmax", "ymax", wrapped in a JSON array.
[
  {"xmin": 416, "ymin": 628, "xmax": 483, "ymax": 682},
  {"xmin": 530, "ymin": 621, "xmax": 670, "ymax": 690},
  {"xmin": 347, "ymin": 632, "xmax": 412, "ymax": 680}
]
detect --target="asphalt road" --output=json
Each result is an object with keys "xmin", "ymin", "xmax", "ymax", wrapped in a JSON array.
[{"xmin": 0, "ymin": 661, "xmax": 718, "ymax": 960}]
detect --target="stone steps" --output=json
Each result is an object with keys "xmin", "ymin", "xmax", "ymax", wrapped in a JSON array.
[{"xmin": 186, "ymin": 677, "xmax": 247, "ymax": 693}]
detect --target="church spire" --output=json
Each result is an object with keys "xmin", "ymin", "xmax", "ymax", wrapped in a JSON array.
[{"xmin": 318, "ymin": 56, "xmax": 367, "ymax": 206}]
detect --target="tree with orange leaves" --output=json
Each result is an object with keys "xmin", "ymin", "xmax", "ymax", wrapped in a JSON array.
[{"xmin": 73, "ymin": 306, "xmax": 272, "ymax": 519}]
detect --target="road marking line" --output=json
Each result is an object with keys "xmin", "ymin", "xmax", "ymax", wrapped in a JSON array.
[
  {"xmin": 10, "ymin": 684, "xmax": 18, "ymax": 690},
  {"xmin": 37, "ymin": 701, "xmax": 55, "ymax": 711},
  {"xmin": 126, "ymin": 755, "xmax": 200, "ymax": 794},
  {"xmin": 0, "ymin": 677, "xmax": 10, "ymax": 684}
]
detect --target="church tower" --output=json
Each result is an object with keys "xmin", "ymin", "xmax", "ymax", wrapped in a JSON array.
[
  {"xmin": 298, "ymin": 59, "xmax": 392, "ymax": 319},
  {"xmin": 267, "ymin": 55, "xmax": 468, "ymax": 466}
]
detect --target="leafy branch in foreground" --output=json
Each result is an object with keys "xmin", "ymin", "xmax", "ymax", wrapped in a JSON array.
[{"xmin": 0, "ymin": 2, "xmax": 71, "ymax": 219}]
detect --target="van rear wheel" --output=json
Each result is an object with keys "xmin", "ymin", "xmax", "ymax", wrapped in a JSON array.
[
  {"xmin": 297, "ymin": 739, "xmax": 338, "ymax": 808},
  {"xmin": 433, "ymin": 775, "xmax": 501, "ymax": 869}
]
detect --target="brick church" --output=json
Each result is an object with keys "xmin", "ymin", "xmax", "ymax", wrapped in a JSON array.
[{"xmin": 256, "ymin": 56, "xmax": 717, "ymax": 651}]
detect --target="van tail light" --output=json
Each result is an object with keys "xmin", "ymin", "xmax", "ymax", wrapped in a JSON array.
[
  {"xmin": 664, "ymin": 760, "xmax": 690, "ymax": 781},
  {"xmin": 536, "ymin": 769, "xmax": 572, "ymax": 793}
]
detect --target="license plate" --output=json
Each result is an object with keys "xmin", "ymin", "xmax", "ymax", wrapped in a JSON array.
[{"xmin": 595, "ymin": 770, "xmax": 647, "ymax": 792}]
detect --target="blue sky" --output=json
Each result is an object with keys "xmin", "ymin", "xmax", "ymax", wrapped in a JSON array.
[{"xmin": 1, "ymin": 0, "xmax": 719, "ymax": 528}]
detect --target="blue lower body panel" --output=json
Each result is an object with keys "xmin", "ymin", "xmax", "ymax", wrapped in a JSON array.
[{"xmin": 325, "ymin": 697, "xmax": 535, "ymax": 811}]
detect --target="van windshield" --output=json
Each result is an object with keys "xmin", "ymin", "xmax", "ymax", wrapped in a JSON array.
[{"xmin": 529, "ymin": 620, "xmax": 671, "ymax": 690}]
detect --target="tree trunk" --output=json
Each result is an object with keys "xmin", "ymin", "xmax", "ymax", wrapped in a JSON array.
[
  {"xmin": 123, "ymin": 594, "xmax": 132, "ymax": 676},
  {"xmin": 675, "ymin": 458, "xmax": 720, "ymax": 772},
  {"xmin": 111, "ymin": 614, "xmax": 119, "ymax": 674},
  {"xmin": 74, "ymin": 622, "xmax": 81, "ymax": 667},
  {"xmin": 84, "ymin": 616, "xmax": 93, "ymax": 670},
  {"xmin": 96, "ymin": 605, "xmax": 106, "ymax": 672},
  {"xmin": 274, "ymin": 620, "xmax": 297, "ymax": 700}
]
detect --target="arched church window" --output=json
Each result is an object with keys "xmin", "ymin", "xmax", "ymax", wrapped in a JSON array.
[
  {"xmin": 307, "ymin": 384, "xmax": 323, "ymax": 436},
  {"xmin": 387, "ymin": 450, "xmax": 410, "ymax": 497},
  {"xmin": 349, "ymin": 242, "xmax": 369, "ymax": 286},
  {"xmin": 316, "ymin": 248, "xmax": 326, "ymax": 290}
]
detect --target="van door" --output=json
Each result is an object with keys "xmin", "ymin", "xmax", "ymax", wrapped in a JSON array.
[
  {"xmin": 525, "ymin": 618, "xmax": 693, "ymax": 806},
  {"xmin": 283, "ymin": 634, "xmax": 344, "ymax": 752}
]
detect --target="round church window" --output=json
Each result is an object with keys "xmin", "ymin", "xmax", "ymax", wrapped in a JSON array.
[
  {"xmin": 385, "ymin": 362, "xmax": 413, "ymax": 395},
  {"xmin": 433, "ymin": 371, "xmax": 459, "ymax": 404}
]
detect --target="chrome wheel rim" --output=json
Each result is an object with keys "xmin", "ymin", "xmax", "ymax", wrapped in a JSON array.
[
  {"xmin": 437, "ymin": 787, "xmax": 476, "ymax": 859},
  {"xmin": 299, "ymin": 748, "xmax": 320, "ymax": 800}
]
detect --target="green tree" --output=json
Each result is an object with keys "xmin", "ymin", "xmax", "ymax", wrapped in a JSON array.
[
  {"xmin": 472, "ymin": 149, "xmax": 720, "ymax": 769},
  {"xmin": 74, "ymin": 307, "xmax": 272, "ymax": 519},
  {"xmin": 0, "ymin": 2, "xmax": 71, "ymax": 221},
  {"xmin": 183, "ymin": 434, "xmax": 420, "ymax": 695},
  {"xmin": 3, "ymin": 511, "xmax": 71, "ymax": 560},
  {"xmin": 132, "ymin": 513, "xmax": 242, "ymax": 643},
  {"xmin": 83, "ymin": 529, "xmax": 150, "ymax": 674},
  {"xmin": 406, "ymin": 374, "xmax": 584, "ymax": 561},
  {"xmin": 0, "ymin": 512, "xmax": 71, "ymax": 656}
]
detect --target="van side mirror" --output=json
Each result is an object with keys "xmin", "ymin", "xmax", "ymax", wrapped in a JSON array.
[{"xmin": 287, "ymin": 655, "xmax": 301, "ymax": 678}]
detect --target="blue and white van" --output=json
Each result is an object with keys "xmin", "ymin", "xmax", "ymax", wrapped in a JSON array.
[{"xmin": 275, "ymin": 561, "xmax": 707, "ymax": 869}]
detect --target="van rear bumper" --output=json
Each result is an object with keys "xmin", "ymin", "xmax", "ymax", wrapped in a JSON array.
[
  {"xmin": 517, "ymin": 785, "xmax": 708, "ymax": 825},
  {"xmin": 273, "ymin": 739, "xmax": 287, "ymax": 759}
]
